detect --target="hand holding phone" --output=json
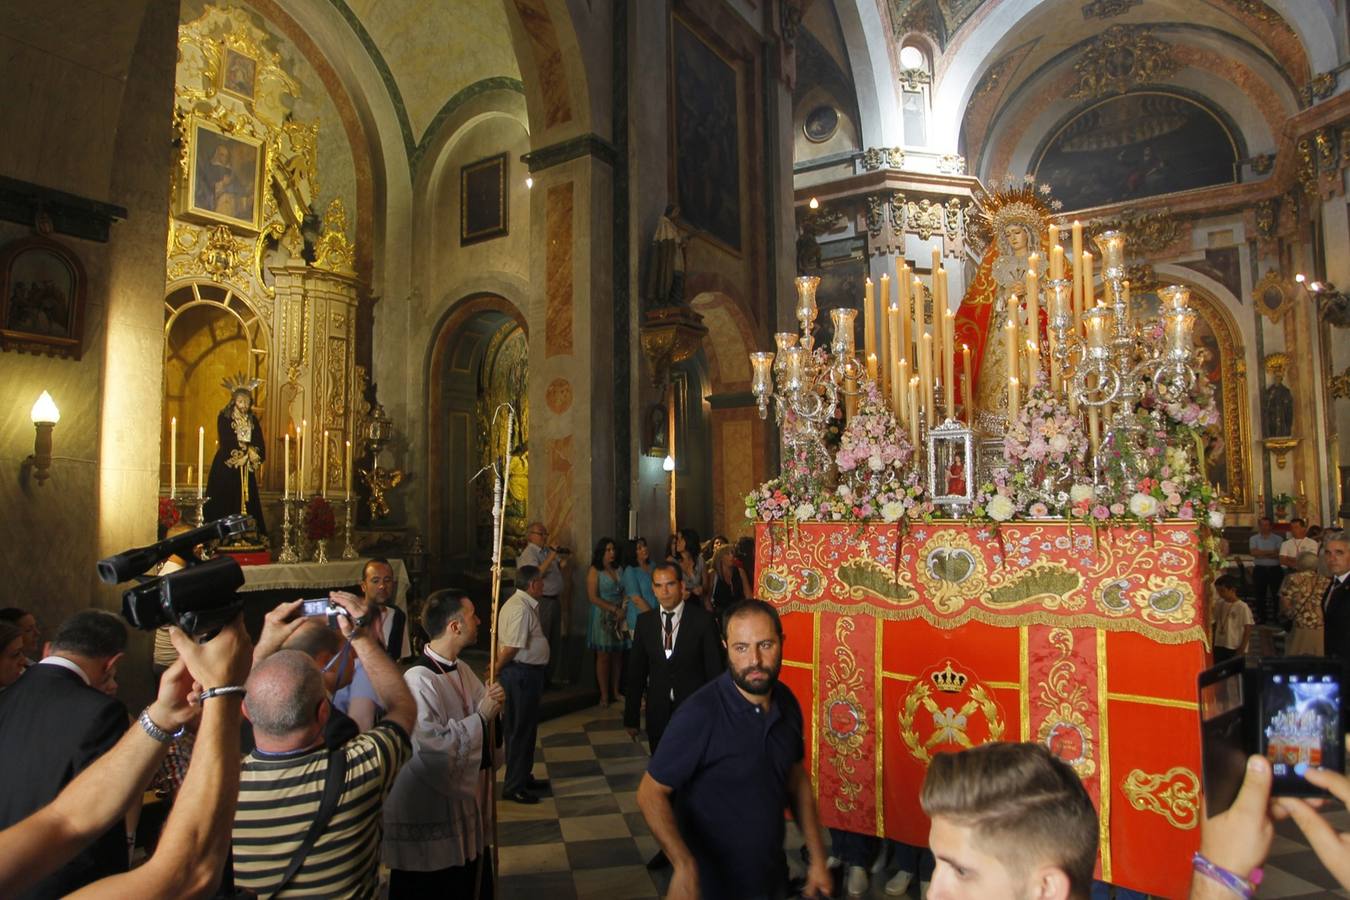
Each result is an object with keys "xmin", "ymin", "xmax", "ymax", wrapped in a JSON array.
[{"xmin": 1199, "ymin": 656, "xmax": 1346, "ymax": 817}]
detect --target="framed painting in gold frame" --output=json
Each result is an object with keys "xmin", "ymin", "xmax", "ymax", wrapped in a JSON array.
[
  {"xmin": 461, "ymin": 153, "xmax": 509, "ymax": 245},
  {"xmin": 180, "ymin": 119, "xmax": 264, "ymax": 233},
  {"xmin": 219, "ymin": 48, "xmax": 257, "ymax": 102},
  {"xmin": 0, "ymin": 235, "xmax": 88, "ymax": 360}
]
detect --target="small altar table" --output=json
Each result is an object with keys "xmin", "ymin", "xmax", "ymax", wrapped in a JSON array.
[
  {"xmin": 238, "ymin": 558, "xmax": 409, "ymax": 607},
  {"xmin": 234, "ymin": 558, "xmax": 410, "ymax": 646},
  {"xmin": 756, "ymin": 521, "xmax": 1209, "ymax": 898}
]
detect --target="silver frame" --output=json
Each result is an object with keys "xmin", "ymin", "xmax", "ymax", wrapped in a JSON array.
[{"xmin": 928, "ymin": 418, "xmax": 975, "ymax": 510}]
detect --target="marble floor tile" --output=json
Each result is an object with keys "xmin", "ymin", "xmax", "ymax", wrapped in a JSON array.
[{"xmin": 558, "ymin": 812, "xmax": 633, "ymax": 842}]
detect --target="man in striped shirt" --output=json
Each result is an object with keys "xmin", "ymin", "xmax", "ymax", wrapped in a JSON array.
[{"xmin": 232, "ymin": 590, "xmax": 415, "ymax": 898}]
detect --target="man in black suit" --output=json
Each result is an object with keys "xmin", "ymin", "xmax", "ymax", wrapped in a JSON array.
[
  {"xmin": 0, "ymin": 609, "xmax": 130, "ymax": 899},
  {"xmin": 1321, "ymin": 533, "xmax": 1350, "ymax": 661},
  {"xmin": 625, "ymin": 561, "xmax": 724, "ymax": 754},
  {"xmin": 626, "ymin": 561, "xmax": 723, "ymax": 870}
]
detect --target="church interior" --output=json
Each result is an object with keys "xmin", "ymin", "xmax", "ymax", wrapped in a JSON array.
[{"xmin": 2, "ymin": 0, "xmax": 1350, "ymax": 895}]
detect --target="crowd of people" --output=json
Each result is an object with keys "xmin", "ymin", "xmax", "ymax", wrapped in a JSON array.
[
  {"xmin": 1, "ymin": 522, "xmax": 1349, "ymax": 900},
  {"xmin": 1224, "ymin": 517, "xmax": 1350, "ymax": 660}
]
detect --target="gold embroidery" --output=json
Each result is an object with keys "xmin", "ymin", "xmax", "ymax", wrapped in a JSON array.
[
  {"xmin": 898, "ymin": 661, "xmax": 1005, "ymax": 764},
  {"xmin": 1121, "ymin": 767, "xmax": 1201, "ymax": 830},
  {"xmin": 821, "ymin": 618, "xmax": 868, "ymax": 813},
  {"xmin": 1035, "ymin": 628, "xmax": 1097, "ymax": 777}
]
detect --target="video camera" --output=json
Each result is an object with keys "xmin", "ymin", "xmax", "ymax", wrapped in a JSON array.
[{"xmin": 98, "ymin": 515, "xmax": 252, "ymax": 638}]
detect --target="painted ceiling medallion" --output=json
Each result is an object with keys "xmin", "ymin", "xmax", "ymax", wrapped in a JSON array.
[
  {"xmin": 1069, "ymin": 25, "xmax": 1180, "ymax": 101},
  {"xmin": 1082, "ymin": 0, "xmax": 1142, "ymax": 20}
]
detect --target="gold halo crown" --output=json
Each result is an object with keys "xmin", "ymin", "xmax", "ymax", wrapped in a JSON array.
[
  {"xmin": 971, "ymin": 174, "xmax": 1064, "ymax": 253},
  {"xmin": 222, "ymin": 372, "xmax": 263, "ymax": 396}
]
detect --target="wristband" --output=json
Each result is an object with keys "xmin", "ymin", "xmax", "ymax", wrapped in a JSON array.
[
  {"xmin": 1192, "ymin": 852, "xmax": 1256, "ymax": 899},
  {"xmin": 139, "ymin": 707, "xmax": 186, "ymax": 743},
  {"xmin": 198, "ymin": 685, "xmax": 246, "ymax": 702}
]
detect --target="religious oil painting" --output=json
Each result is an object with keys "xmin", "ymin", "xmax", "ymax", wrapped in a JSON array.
[
  {"xmin": 219, "ymin": 48, "xmax": 257, "ymax": 101},
  {"xmin": 0, "ymin": 236, "xmax": 87, "ymax": 360},
  {"xmin": 1131, "ymin": 285, "xmax": 1248, "ymax": 508},
  {"xmin": 185, "ymin": 120, "xmax": 263, "ymax": 231},
  {"xmin": 461, "ymin": 153, "xmax": 509, "ymax": 246},
  {"xmin": 1034, "ymin": 93, "xmax": 1238, "ymax": 211},
  {"xmin": 672, "ymin": 17, "xmax": 742, "ymax": 252}
]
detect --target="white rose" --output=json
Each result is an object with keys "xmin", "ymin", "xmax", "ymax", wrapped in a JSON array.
[
  {"xmin": 881, "ymin": 500, "xmax": 905, "ymax": 522},
  {"xmin": 1049, "ymin": 434, "xmax": 1070, "ymax": 454},
  {"xmin": 1128, "ymin": 493, "xmax": 1160, "ymax": 519},
  {"xmin": 1207, "ymin": 509, "xmax": 1225, "ymax": 530},
  {"xmin": 1069, "ymin": 484, "xmax": 1095, "ymax": 504},
  {"xmin": 987, "ymin": 494, "xmax": 1016, "ymax": 522},
  {"xmin": 869, "ymin": 454, "xmax": 885, "ymax": 472},
  {"xmin": 795, "ymin": 502, "xmax": 816, "ymax": 520}
]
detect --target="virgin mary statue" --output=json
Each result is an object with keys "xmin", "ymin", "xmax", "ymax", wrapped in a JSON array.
[{"xmin": 950, "ymin": 180, "xmax": 1058, "ymax": 435}]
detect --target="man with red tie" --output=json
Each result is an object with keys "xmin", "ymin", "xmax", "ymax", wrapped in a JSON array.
[{"xmin": 625, "ymin": 562, "xmax": 724, "ymax": 754}]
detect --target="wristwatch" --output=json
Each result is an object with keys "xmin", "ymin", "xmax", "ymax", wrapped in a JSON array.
[{"xmin": 138, "ymin": 707, "xmax": 185, "ymax": 743}]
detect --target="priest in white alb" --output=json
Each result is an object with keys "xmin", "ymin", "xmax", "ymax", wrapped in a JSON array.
[{"xmin": 382, "ymin": 589, "xmax": 504, "ymax": 896}]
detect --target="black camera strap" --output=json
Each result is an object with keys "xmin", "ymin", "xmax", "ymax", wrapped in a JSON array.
[{"xmin": 271, "ymin": 745, "xmax": 348, "ymax": 895}]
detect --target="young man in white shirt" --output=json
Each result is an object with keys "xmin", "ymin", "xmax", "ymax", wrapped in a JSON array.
[{"xmin": 1212, "ymin": 573, "xmax": 1254, "ymax": 663}]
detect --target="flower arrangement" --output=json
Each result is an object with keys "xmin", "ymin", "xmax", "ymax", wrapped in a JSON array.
[
  {"xmin": 746, "ymin": 385, "xmax": 932, "ymax": 523},
  {"xmin": 993, "ymin": 379, "xmax": 1091, "ymax": 515},
  {"xmin": 833, "ymin": 385, "xmax": 918, "ymax": 518},
  {"xmin": 158, "ymin": 497, "xmax": 181, "ymax": 533},
  {"xmin": 305, "ymin": 496, "xmax": 336, "ymax": 541}
]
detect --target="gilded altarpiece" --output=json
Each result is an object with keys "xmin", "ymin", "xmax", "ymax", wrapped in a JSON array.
[{"xmin": 163, "ymin": 7, "xmax": 362, "ymax": 500}]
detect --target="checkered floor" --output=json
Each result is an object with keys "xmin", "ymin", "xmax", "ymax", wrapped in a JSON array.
[
  {"xmin": 494, "ymin": 702, "xmax": 667, "ymax": 898},
  {"xmin": 492, "ymin": 702, "xmax": 1350, "ymax": 899}
]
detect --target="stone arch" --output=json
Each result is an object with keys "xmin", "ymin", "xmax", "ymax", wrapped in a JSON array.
[
  {"xmin": 834, "ymin": 0, "xmax": 903, "ymax": 146},
  {"xmin": 501, "ymin": 0, "xmax": 594, "ymax": 142},
  {"xmin": 425, "ymin": 293, "xmax": 529, "ymax": 586},
  {"xmin": 690, "ymin": 291, "xmax": 759, "ymax": 395},
  {"xmin": 933, "ymin": 0, "xmax": 1325, "ymax": 154},
  {"xmin": 162, "ymin": 280, "xmax": 275, "ymax": 493},
  {"xmin": 977, "ymin": 39, "xmax": 1294, "ymax": 184}
]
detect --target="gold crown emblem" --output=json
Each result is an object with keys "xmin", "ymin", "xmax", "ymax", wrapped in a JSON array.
[{"xmin": 931, "ymin": 662, "xmax": 968, "ymax": 693}]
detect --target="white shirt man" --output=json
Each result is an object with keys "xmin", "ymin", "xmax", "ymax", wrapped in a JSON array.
[
  {"xmin": 383, "ymin": 591, "xmax": 504, "ymax": 896},
  {"xmin": 496, "ymin": 566, "xmax": 550, "ymax": 803},
  {"xmin": 1280, "ymin": 519, "xmax": 1319, "ymax": 569}
]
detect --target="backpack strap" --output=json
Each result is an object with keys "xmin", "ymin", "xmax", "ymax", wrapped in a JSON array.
[{"xmin": 269, "ymin": 746, "xmax": 348, "ymax": 896}]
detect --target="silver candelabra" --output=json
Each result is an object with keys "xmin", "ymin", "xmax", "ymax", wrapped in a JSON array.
[{"xmin": 750, "ymin": 276, "xmax": 866, "ymax": 451}]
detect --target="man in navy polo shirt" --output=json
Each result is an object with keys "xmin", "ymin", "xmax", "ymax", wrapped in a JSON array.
[{"xmin": 637, "ymin": 599, "xmax": 831, "ymax": 900}]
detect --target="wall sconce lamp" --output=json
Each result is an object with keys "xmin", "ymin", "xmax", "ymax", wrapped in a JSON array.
[
  {"xmin": 27, "ymin": 391, "xmax": 60, "ymax": 485},
  {"xmin": 662, "ymin": 454, "xmax": 675, "ymax": 472},
  {"xmin": 1295, "ymin": 273, "xmax": 1350, "ymax": 326}
]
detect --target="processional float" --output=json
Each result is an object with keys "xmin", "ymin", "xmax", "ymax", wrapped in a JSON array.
[{"xmin": 747, "ymin": 182, "xmax": 1220, "ymax": 897}]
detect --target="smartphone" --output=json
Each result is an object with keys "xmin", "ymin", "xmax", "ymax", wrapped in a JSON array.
[
  {"xmin": 1198, "ymin": 656, "xmax": 1247, "ymax": 817},
  {"xmin": 1258, "ymin": 658, "xmax": 1344, "ymax": 797},
  {"xmin": 1198, "ymin": 656, "xmax": 1346, "ymax": 816}
]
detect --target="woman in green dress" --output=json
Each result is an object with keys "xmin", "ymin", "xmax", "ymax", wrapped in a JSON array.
[{"xmin": 586, "ymin": 536, "xmax": 627, "ymax": 707}]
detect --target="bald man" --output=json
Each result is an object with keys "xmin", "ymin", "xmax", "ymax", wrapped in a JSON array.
[{"xmin": 231, "ymin": 591, "xmax": 415, "ymax": 898}]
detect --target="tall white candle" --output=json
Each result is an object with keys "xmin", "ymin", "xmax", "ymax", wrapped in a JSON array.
[
  {"xmin": 170, "ymin": 416, "xmax": 177, "ymax": 499},
  {"xmin": 284, "ymin": 432, "xmax": 291, "ymax": 500},
  {"xmin": 300, "ymin": 420, "xmax": 308, "ymax": 495},
  {"xmin": 197, "ymin": 426, "xmax": 204, "ymax": 498},
  {"xmin": 345, "ymin": 439, "xmax": 352, "ymax": 501},
  {"xmin": 322, "ymin": 431, "xmax": 330, "ymax": 499}
]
